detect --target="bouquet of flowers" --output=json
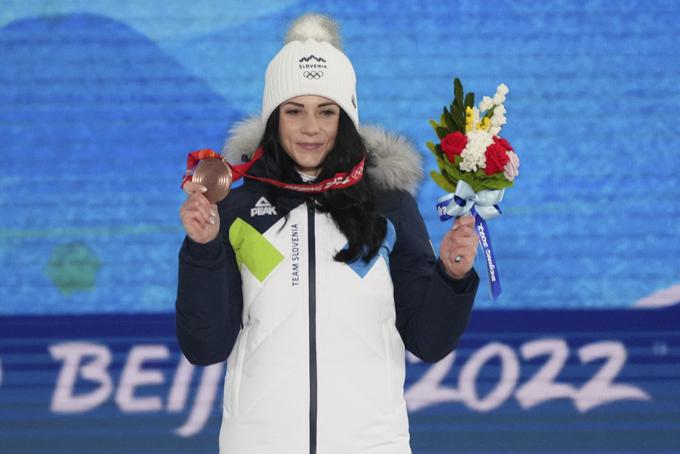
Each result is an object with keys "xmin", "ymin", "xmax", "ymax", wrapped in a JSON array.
[
  {"xmin": 428, "ymin": 78, "xmax": 520, "ymax": 299},
  {"xmin": 429, "ymin": 78, "xmax": 519, "ymax": 195}
]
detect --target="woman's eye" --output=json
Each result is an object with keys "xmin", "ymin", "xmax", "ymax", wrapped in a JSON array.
[
  {"xmin": 284, "ymin": 108, "xmax": 301, "ymax": 116},
  {"xmin": 320, "ymin": 109, "xmax": 337, "ymax": 117}
]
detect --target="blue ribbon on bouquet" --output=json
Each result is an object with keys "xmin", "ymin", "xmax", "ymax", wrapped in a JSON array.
[{"xmin": 436, "ymin": 180, "xmax": 503, "ymax": 299}]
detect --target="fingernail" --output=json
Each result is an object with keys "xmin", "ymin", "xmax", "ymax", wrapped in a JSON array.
[
  {"xmin": 208, "ymin": 217, "xmax": 215, "ymax": 225},
  {"xmin": 200, "ymin": 186, "xmax": 207, "ymax": 193},
  {"xmin": 210, "ymin": 210, "xmax": 216, "ymax": 217}
]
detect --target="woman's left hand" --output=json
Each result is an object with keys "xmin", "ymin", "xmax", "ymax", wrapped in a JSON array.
[{"xmin": 439, "ymin": 215, "xmax": 479, "ymax": 280}]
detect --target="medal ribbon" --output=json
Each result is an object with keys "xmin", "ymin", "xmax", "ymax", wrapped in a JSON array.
[{"xmin": 182, "ymin": 147, "xmax": 365, "ymax": 193}]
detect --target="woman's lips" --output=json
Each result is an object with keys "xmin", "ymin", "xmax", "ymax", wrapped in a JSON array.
[{"xmin": 297, "ymin": 143, "xmax": 323, "ymax": 151}]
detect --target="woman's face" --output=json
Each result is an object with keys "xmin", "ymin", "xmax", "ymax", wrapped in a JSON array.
[{"xmin": 278, "ymin": 95, "xmax": 340, "ymax": 176}]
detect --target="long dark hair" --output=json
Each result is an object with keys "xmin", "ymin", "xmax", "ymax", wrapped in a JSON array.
[{"xmin": 258, "ymin": 108, "xmax": 386, "ymax": 263}]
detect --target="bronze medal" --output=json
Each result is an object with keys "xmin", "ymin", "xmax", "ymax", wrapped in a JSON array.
[{"xmin": 191, "ymin": 158, "xmax": 232, "ymax": 203}]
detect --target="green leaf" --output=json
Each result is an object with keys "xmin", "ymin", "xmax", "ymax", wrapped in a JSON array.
[
  {"xmin": 435, "ymin": 126, "xmax": 449, "ymax": 139},
  {"xmin": 430, "ymin": 171, "xmax": 456, "ymax": 193},
  {"xmin": 449, "ymin": 105, "xmax": 465, "ymax": 131},
  {"xmin": 455, "ymin": 114, "xmax": 466, "ymax": 132},
  {"xmin": 442, "ymin": 107, "xmax": 456, "ymax": 131},
  {"xmin": 454, "ymin": 78, "xmax": 464, "ymax": 110},
  {"xmin": 465, "ymin": 92, "xmax": 475, "ymax": 109},
  {"xmin": 426, "ymin": 141, "xmax": 437, "ymax": 154},
  {"xmin": 435, "ymin": 154, "xmax": 447, "ymax": 170},
  {"xmin": 442, "ymin": 162, "xmax": 462, "ymax": 182},
  {"xmin": 428, "ymin": 119, "xmax": 441, "ymax": 135},
  {"xmin": 465, "ymin": 169, "xmax": 514, "ymax": 192}
]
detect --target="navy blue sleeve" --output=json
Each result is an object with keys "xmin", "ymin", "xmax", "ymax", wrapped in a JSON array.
[
  {"xmin": 388, "ymin": 191, "xmax": 479, "ymax": 363},
  {"xmin": 175, "ymin": 231, "xmax": 243, "ymax": 366}
]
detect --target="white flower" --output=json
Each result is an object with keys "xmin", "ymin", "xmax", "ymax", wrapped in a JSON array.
[
  {"xmin": 489, "ymin": 126, "xmax": 501, "ymax": 136},
  {"xmin": 460, "ymin": 131, "xmax": 493, "ymax": 172},
  {"xmin": 492, "ymin": 92, "xmax": 506, "ymax": 105},
  {"xmin": 479, "ymin": 96, "xmax": 494, "ymax": 112},
  {"xmin": 497, "ymin": 83, "xmax": 509, "ymax": 96},
  {"xmin": 493, "ymin": 104, "xmax": 506, "ymax": 115},
  {"xmin": 491, "ymin": 111, "xmax": 506, "ymax": 126}
]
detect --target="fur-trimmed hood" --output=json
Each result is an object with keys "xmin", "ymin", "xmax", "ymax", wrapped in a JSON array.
[{"xmin": 222, "ymin": 117, "xmax": 423, "ymax": 195}]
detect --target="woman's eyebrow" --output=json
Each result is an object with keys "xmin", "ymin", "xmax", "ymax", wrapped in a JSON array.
[
  {"xmin": 282, "ymin": 101, "xmax": 305, "ymax": 107},
  {"xmin": 282, "ymin": 101, "xmax": 338, "ymax": 108}
]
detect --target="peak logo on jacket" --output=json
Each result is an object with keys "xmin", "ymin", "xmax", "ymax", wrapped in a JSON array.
[{"xmin": 251, "ymin": 197, "xmax": 277, "ymax": 217}]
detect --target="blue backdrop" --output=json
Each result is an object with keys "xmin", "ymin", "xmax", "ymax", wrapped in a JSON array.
[{"xmin": 1, "ymin": 1, "xmax": 679, "ymax": 453}]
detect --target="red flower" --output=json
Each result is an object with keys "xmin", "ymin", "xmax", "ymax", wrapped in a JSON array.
[
  {"xmin": 493, "ymin": 136, "xmax": 513, "ymax": 152},
  {"xmin": 441, "ymin": 132, "xmax": 467, "ymax": 162},
  {"xmin": 484, "ymin": 140, "xmax": 511, "ymax": 175}
]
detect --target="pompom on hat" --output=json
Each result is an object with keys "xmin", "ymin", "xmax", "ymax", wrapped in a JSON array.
[{"xmin": 262, "ymin": 14, "xmax": 359, "ymax": 127}]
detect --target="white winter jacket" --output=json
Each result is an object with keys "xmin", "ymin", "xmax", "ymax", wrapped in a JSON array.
[{"xmin": 176, "ymin": 120, "xmax": 478, "ymax": 453}]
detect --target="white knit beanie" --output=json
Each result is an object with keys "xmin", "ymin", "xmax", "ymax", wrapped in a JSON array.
[{"xmin": 262, "ymin": 14, "xmax": 359, "ymax": 127}]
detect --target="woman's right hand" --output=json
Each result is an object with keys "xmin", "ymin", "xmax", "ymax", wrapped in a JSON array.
[{"xmin": 179, "ymin": 181, "xmax": 220, "ymax": 244}]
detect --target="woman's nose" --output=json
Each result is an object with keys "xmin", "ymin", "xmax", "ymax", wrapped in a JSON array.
[{"xmin": 301, "ymin": 115, "xmax": 319, "ymax": 135}]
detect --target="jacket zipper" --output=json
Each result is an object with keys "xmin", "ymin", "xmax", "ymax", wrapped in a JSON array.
[{"xmin": 306, "ymin": 200, "xmax": 317, "ymax": 454}]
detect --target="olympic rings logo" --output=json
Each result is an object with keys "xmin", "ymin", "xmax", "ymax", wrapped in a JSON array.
[{"xmin": 303, "ymin": 71, "xmax": 324, "ymax": 79}]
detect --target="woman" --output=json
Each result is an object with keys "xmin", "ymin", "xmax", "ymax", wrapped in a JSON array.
[{"xmin": 177, "ymin": 14, "xmax": 479, "ymax": 454}]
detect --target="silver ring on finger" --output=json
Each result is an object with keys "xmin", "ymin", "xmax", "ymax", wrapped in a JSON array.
[{"xmin": 454, "ymin": 255, "xmax": 462, "ymax": 263}]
